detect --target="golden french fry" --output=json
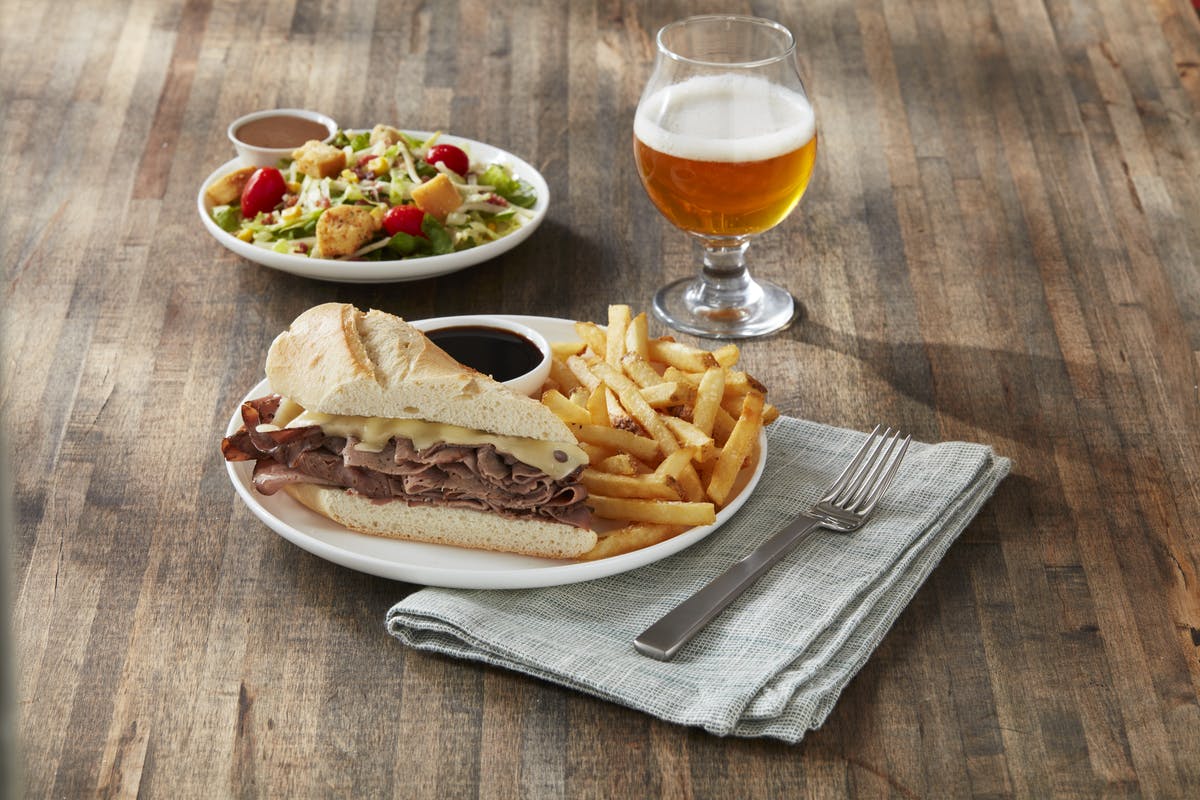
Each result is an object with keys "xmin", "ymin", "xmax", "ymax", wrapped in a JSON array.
[
  {"xmin": 674, "ymin": 463, "xmax": 707, "ymax": 503},
  {"xmin": 639, "ymin": 381, "xmax": 696, "ymax": 409},
  {"xmin": 698, "ymin": 456, "xmax": 717, "ymax": 488},
  {"xmin": 576, "ymin": 523, "xmax": 689, "ymax": 561},
  {"xmin": 722, "ymin": 370, "xmax": 768, "ymax": 396},
  {"xmin": 549, "ymin": 357, "xmax": 583, "ymax": 394},
  {"xmin": 763, "ymin": 403, "xmax": 780, "ymax": 424},
  {"xmin": 621, "ymin": 354, "xmax": 665, "ymax": 388},
  {"xmin": 647, "ymin": 339, "xmax": 719, "ymax": 372},
  {"xmin": 551, "ymin": 341, "xmax": 587, "ymax": 359},
  {"xmin": 662, "ymin": 416, "xmax": 716, "ymax": 461},
  {"xmin": 712, "ymin": 343, "xmax": 740, "ymax": 368},
  {"xmin": 586, "ymin": 384, "xmax": 609, "ymax": 426},
  {"xmin": 692, "ymin": 367, "xmax": 726, "ymax": 436},
  {"xmin": 569, "ymin": 387, "xmax": 590, "ymax": 406},
  {"xmin": 619, "ymin": 355, "xmax": 667, "ymax": 388},
  {"xmin": 661, "ymin": 366, "xmax": 698, "ymax": 386},
  {"xmin": 606, "ymin": 305, "xmax": 631, "ymax": 366},
  {"xmin": 719, "ymin": 391, "xmax": 747, "ymax": 419},
  {"xmin": 588, "ymin": 360, "xmax": 678, "ymax": 455},
  {"xmin": 707, "ymin": 390, "xmax": 764, "ymax": 506},
  {"xmin": 625, "ymin": 312, "xmax": 649, "ymax": 359},
  {"xmin": 587, "ymin": 495, "xmax": 716, "ymax": 526},
  {"xmin": 581, "ymin": 469, "xmax": 679, "ymax": 500},
  {"xmin": 578, "ymin": 442, "xmax": 612, "ymax": 464},
  {"xmin": 653, "ymin": 447, "xmax": 697, "ymax": 480},
  {"xmin": 566, "ymin": 354, "xmax": 601, "ymax": 392},
  {"xmin": 652, "ymin": 448, "xmax": 706, "ymax": 502},
  {"xmin": 573, "ymin": 322, "xmax": 607, "ymax": 357},
  {"xmin": 594, "ymin": 453, "xmax": 646, "ymax": 475},
  {"xmin": 569, "ymin": 423, "xmax": 661, "ymax": 462},
  {"xmin": 606, "ymin": 389, "xmax": 639, "ymax": 431},
  {"xmin": 718, "ymin": 373, "xmax": 771, "ymax": 419},
  {"xmin": 712, "ymin": 407, "xmax": 736, "ymax": 447},
  {"xmin": 542, "ymin": 389, "xmax": 591, "ymax": 426}
]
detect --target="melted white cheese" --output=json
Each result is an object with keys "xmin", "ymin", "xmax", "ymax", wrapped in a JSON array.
[{"xmin": 256, "ymin": 398, "xmax": 587, "ymax": 480}]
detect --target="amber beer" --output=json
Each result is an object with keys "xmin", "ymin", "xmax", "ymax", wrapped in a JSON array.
[{"xmin": 634, "ymin": 74, "xmax": 817, "ymax": 237}]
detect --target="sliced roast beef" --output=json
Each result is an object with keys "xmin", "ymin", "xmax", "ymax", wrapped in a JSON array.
[{"xmin": 222, "ymin": 394, "xmax": 590, "ymax": 529}]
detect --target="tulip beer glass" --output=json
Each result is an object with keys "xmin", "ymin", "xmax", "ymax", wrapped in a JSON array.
[{"xmin": 634, "ymin": 16, "xmax": 816, "ymax": 337}]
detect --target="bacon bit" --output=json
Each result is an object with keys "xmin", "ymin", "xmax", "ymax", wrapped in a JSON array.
[
  {"xmin": 487, "ymin": 193, "xmax": 509, "ymax": 207},
  {"xmin": 296, "ymin": 242, "xmax": 309, "ymax": 254},
  {"xmin": 283, "ymin": 193, "xmax": 298, "ymax": 207},
  {"xmin": 317, "ymin": 197, "xmax": 331, "ymax": 209}
]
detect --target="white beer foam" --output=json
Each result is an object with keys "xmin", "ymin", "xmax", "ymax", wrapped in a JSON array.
[{"xmin": 634, "ymin": 73, "xmax": 815, "ymax": 163}]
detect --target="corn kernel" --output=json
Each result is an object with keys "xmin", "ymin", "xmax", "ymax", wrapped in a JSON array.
[
  {"xmin": 286, "ymin": 181, "xmax": 301, "ymax": 193},
  {"xmin": 367, "ymin": 156, "xmax": 390, "ymax": 174},
  {"xmin": 237, "ymin": 228, "xmax": 254, "ymax": 242},
  {"xmin": 280, "ymin": 204, "xmax": 302, "ymax": 222},
  {"xmin": 340, "ymin": 169, "xmax": 359, "ymax": 184}
]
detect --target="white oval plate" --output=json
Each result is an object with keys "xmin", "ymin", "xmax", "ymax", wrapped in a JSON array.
[
  {"xmin": 197, "ymin": 132, "xmax": 550, "ymax": 284},
  {"xmin": 223, "ymin": 316, "xmax": 767, "ymax": 588}
]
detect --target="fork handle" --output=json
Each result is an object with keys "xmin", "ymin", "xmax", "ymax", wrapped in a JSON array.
[{"xmin": 633, "ymin": 514, "xmax": 823, "ymax": 661}]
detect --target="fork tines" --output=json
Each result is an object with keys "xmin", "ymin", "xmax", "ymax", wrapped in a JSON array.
[{"xmin": 822, "ymin": 425, "xmax": 912, "ymax": 515}]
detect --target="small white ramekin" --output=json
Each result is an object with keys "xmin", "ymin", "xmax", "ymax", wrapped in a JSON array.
[
  {"xmin": 227, "ymin": 108, "xmax": 339, "ymax": 167},
  {"xmin": 412, "ymin": 315, "xmax": 551, "ymax": 398}
]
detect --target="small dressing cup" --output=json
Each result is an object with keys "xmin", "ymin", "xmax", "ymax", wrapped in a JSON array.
[
  {"xmin": 228, "ymin": 108, "xmax": 338, "ymax": 167},
  {"xmin": 412, "ymin": 315, "xmax": 551, "ymax": 398}
]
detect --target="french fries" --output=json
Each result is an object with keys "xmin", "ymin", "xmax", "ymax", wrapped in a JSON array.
[
  {"xmin": 587, "ymin": 496, "xmax": 717, "ymax": 527},
  {"xmin": 708, "ymin": 390, "xmax": 764, "ymax": 506},
  {"xmin": 542, "ymin": 389, "xmax": 590, "ymax": 426},
  {"xmin": 692, "ymin": 367, "xmax": 725, "ymax": 436},
  {"xmin": 580, "ymin": 469, "xmax": 679, "ymax": 500},
  {"xmin": 605, "ymin": 304, "xmax": 631, "ymax": 366},
  {"xmin": 570, "ymin": 422, "xmax": 661, "ymax": 462},
  {"xmin": 576, "ymin": 523, "xmax": 689, "ymax": 561},
  {"xmin": 544, "ymin": 305, "xmax": 773, "ymax": 560}
]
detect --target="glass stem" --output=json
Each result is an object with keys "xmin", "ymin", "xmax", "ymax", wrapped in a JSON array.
[{"xmin": 692, "ymin": 238, "xmax": 760, "ymax": 314}]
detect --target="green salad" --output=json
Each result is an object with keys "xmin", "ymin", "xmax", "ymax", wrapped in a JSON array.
[{"xmin": 206, "ymin": 126, "xmax": 538, "ymax": 261}]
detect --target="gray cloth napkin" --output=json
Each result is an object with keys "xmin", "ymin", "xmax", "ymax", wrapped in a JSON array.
[{"xmin": 386, "ymin": 417, "xmax": 1010, "ymax": 743}]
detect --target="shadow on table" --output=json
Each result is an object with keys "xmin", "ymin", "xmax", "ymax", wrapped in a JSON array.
[{"xmin": 779, "ymin": 312, "xmax": 1075, "ymax": 453}]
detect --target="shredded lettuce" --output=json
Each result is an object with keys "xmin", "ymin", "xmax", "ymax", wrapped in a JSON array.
[
  {"xmin": 480, "ymin": 164, "xmax": 537, "ymax": 208},
  {"xmin": 212, "ymin": 204, "xmax": 242, "ymax": 232},
  {"xmin": 384, "ymin": 214, "xmax": 454, "ymax": 257},
  {"xmin": 423, "ymin": 216, "xmax": 454, "ymax": 255}
]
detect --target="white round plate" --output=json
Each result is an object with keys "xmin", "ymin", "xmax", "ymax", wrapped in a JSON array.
[
  {"xmin": 223, "ymin": 316, "xmax": 767, "ymax": 588},
  {"xmin": 197, "ymin": 132, "xmax": 549, "ymax": 284}
]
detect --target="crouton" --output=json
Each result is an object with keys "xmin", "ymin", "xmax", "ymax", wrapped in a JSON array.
[
  {"xmin": 410, "ymin": 173, "xmax": 462, "ymax": 222},
  {"xmin": 315, "ymin": 205, "xmax": 380, "ymax": 258},
  {"xmin": 205, "ymin": 166, "xmax": 256, "ymax": 205},
  {"xmin": 292, "ymin": 140, "xmax": 346, "ymax": 179},
  {"xmin": 370, "ymin": 124, "xmax": 405, "ymax": 147}
]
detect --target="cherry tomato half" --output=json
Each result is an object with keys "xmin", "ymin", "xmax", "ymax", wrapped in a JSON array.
[
  {"xmin": 240, "ymin": 167, "xmax": 287, "ymax": 218},
  {"xmin": 382, "ymin": 205, "xmax": 427, "ymax": 237},
  {"xmin": 424, "ymin": 144, "xmax": 469, "ymax": 177}
]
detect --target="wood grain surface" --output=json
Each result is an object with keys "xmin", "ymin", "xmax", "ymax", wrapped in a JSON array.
[{"xmin": 4, "ymin": 0, "xmax": 1199, "ymax": 797}]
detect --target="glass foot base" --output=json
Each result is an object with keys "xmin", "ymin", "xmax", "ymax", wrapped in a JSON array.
[{"xmin": 652, "ymin": 276, "xmax": 796, "ymax": 339}]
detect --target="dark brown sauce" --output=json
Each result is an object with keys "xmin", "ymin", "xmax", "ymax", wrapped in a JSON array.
[
  {"xmin": 235, "ymin": 115, "xmax": 332, "ymax": 148},
  {"xmin": 426, "ymin": 326, "xmax": 543, "ymax": 382}
]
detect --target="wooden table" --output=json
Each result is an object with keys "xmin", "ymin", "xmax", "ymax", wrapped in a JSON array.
[{"xmin": 5, "ymin": 0, "xmax": 1199, "ymax": 796}]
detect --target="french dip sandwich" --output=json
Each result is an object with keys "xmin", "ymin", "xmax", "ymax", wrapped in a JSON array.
[{"xmin": 221, "ymin": 303, "xmax": 595, "ymax": 558}]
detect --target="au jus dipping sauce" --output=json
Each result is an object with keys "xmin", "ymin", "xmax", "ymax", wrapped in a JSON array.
[
  {"xmin": 234, "ymin": 114, "xmax": 332, "ymax": 149},
  {"xmin": 426, "ymin": 326, "xmax": 543, "ymax": 383}
]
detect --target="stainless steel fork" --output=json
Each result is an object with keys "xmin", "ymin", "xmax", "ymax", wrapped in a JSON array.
[{"xmin": 634, "ymin": 425, "xmax": 912, "ymax": 661}]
